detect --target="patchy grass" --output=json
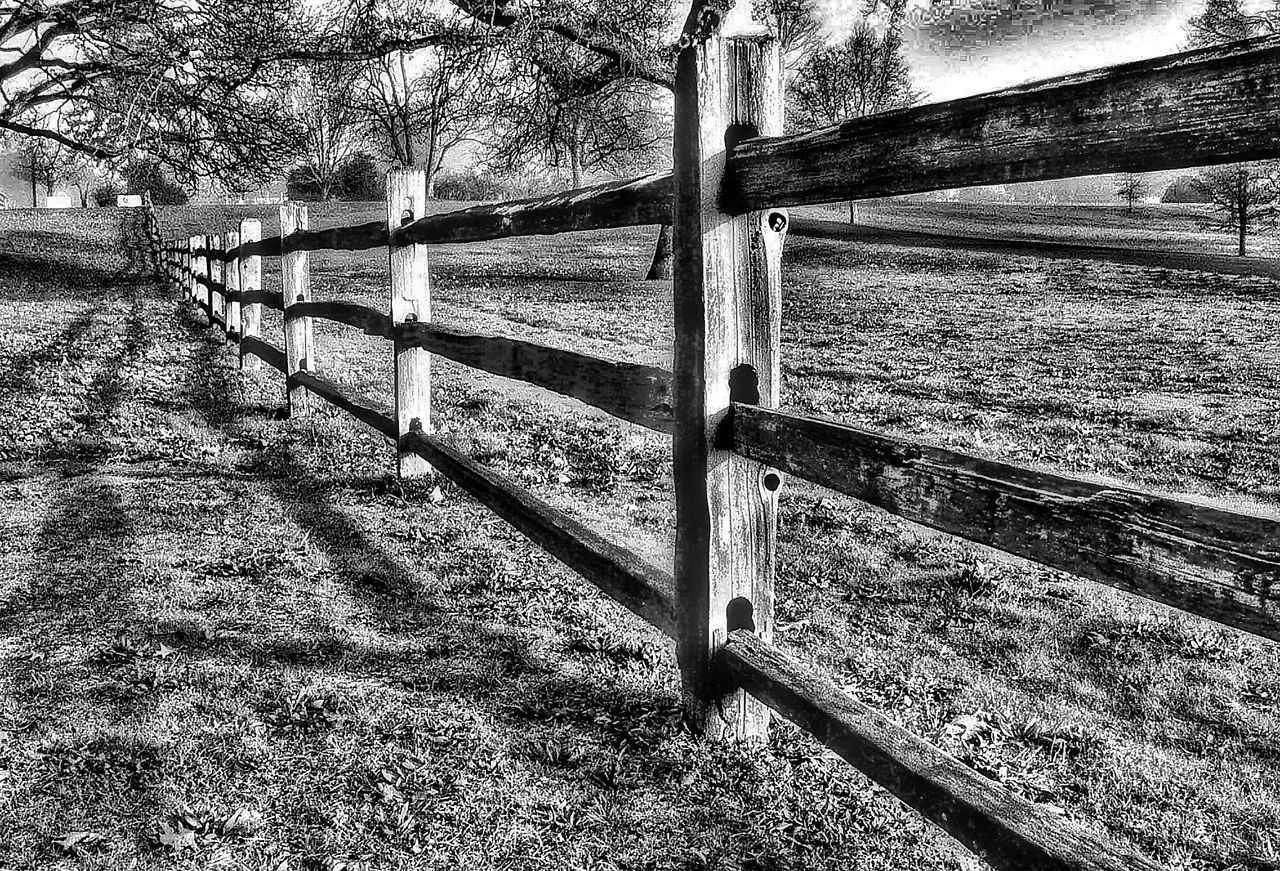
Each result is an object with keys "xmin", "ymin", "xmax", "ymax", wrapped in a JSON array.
[{"xmin": 0, "ymin": 201, "xmax": 1277, "ymax": 870}]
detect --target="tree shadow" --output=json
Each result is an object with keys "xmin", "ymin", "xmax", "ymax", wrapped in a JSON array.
[
  {"xmin": 113, "ymin": 209, "xmax": 160, "ymax": 285},
  {"xmin": 175, "ymin": 313, "xmax": 683, "ymax": 736}
]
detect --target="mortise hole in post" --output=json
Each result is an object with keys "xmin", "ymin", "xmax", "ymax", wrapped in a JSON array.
[
  {"xmin": 401, "ymin": 199, "xmax": 415, "ymax": 227},
  {"xmin": 724, "ymin": 122, "xmax": 759, "ymax": 152},
  {"xmin": 763, "ymin": 472, "xmax": 782, "ymax": 492},
  {"xmin": 726, "ymin": 597, "xmax": 756, "ymax": 633},
  {"xmin": 729, "ymin": 364, "xmax": 760, "ymax": 405}
]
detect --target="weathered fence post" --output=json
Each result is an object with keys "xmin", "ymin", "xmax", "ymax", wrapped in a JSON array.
[
  {"xmin": 281, "ymin": 203, "xmax": 312, "ymax": 416},
  {"xmin": 671, "ymin": 19, "xmax": 786, "ymax": 741},
  {"xmin": 225, "ymin": 229, "xmax": 241, "ymax": 343},
  {"xmin": 212, "ymin": 234, "xmax": 227, "ymax": 330},
  {"xmin": 192, "ymin": 234, "xmax": 206, "ymax": 312},
  {"xmin": 387, "ymin": 169, "xmax": 432, "ymax": 477},
  {"xmin": 239, "ymin": 219, "xmax": 262, "ymax": 370},
  {"xmin": 186, "ymin": 237, "xmax": 195, "ymax": 303}
]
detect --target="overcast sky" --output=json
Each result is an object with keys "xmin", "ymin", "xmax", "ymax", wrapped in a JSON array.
[{"xmin": 818, "ymin": 0, "xmax": 1201, "ymax": 102}]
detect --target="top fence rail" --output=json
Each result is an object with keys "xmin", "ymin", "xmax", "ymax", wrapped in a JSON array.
[{"xmin": 185, "ymin": 33, "xmax": 1280, "ymax": 264}]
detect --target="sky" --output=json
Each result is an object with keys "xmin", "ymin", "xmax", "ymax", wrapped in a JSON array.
[{"xmin": 818, "ymin": 0, "xmax": 1201, "ymax": 102}]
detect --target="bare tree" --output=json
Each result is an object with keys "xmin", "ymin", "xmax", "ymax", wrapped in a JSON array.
[
  {"xmin": 1192, "ymin": 163, "xmax": 1279, "ymax": 255},
  {"xmin": 1186, "ymin": 0, "xmax": 1279, "ymax": 46},
  {"xmin": 0, "ymin": 0, "xmax": 476, "ymax": 186},
  {"xmin": 8, "ymin": 136, "xmax": 61, "ymax": 206},
  {"xmin": 1114, "ymin": 173, "xmax": 1148, "ymax": 215},
  {"xmin": 486, "ymin": 76, "xmax": 668, "ymax": 189},
  {"xmin": 358, "ymin": 52, "xmax": 420, "ymax": 169},
  {"xmin": 753, "ymin": 0, "xmax": 821, "ymax": 70},
  {"xmin": 290, "ymin": 63, "xmax": 365, "ymax": 200},
  {"xmin": 459, "ymin": 0, "xmax": 674, "ymax": 276},
  {"xmin": 786, "ymin": 19, "xmax": 921, "ymax": 221},
  {"xmin": 356, "ymin": 42, "xmax": 498, "ymax": 195}
]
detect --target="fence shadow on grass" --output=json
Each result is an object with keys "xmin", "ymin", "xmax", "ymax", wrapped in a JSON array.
[
  {"xmin": 176, "ymin": 307, "xmax": 684, "ymax": 738},
  {"xmin": 0, "ymin": 294, "xmax": 171, "ymax": 862}
]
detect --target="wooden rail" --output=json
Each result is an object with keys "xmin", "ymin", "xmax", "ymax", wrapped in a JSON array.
[
  {"xmin": 732, "ymin": 404, "xmax": 1280, "ymax": 641},
  {"xmin": 289, "ymin": 371, "xmax": 398, "ymax": 440},
  {"xmin": 728, "ymin": 35, "xmax": 1280, "ymax": 208},
  {"xmin": 239, "ymin": 336, "xmax": 286, "ymax": 374},
  {"xmin": 398, "ymin": 323, "xmax": 675, "ymax": 433},
  {"xmin": 402, "ymin": 431, "xmax": 678, "ymax": 635},
  {"xmin": 153, "ymin": 14, "xmax": 1280, "ymax": 869},
  {"xmin": 228, "ymin": 172, "xmax": 674, "ymax": 260},
  {"xmin": 792, "ymin": 218, "xmax": 1280, "ymax": 280},
  {"xmin": 291, "ymin": 300, "xmax": 392, "ymax": 338},
  {"xmin": 722, "ymin": 629, "xmax": 1163, "ymax": 871}
]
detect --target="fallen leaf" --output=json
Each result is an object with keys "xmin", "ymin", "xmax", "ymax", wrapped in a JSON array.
[
  {"xmin": 53, "ymin": 831, "xmax": 103, "ymax": 854},
  {"xmin": 155, "ymin": 819, "xmax": 196, "ymax": 853}
]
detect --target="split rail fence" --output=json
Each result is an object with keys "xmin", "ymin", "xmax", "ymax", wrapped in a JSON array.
[{"xmin": 161, "ymin": 21, "xmax": 1280, "ymax": 871}]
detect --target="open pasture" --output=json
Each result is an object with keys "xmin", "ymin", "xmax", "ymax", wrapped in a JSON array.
[{"xmin": 0, "ymin": 201, "xmax": 1277, "ymax": 870}]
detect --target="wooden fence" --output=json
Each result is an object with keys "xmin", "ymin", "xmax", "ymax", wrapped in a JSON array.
[{"xmin": 159, "ymin": 20, "xmax": 1280, "ymax": 871}]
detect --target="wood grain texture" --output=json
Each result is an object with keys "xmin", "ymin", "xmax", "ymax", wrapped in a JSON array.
[
  {"xmin": 401, "ymin": 431, "xmax": 678, "ymax": 635},
  {"xmin": 672, "ymin": 31, "xmax": 785, "ymax": 740},
  {"xmin": 396, "ymin": 172, "xmax": 674, "ymax": 247},
  {"xmin": 209, "ymin": 235, "xmax": 225, "ymax": 328},
  {"xmin": 238, "ymin": 219, "xmax": 262, "ymax": 371},
  {"xmin": 188, "ymin": 235, "xmax": 200, "ymax": 303},
  {"xmin": 722, "ymin": 629, "xmax": 1164, "ymax": 871},
  {"xmin": 732, "ymin": 404, "xmax": 1280, "ymax": 640},
  {"xmin": 231, "ymin": 173, "xmax": 675, "ymax": 260},
  {"xmin": 398, "ymin": 323, "xmax": 674, "ymax": 433},
  {"xmin": 730, "ymin": 35, "xmax": 1280, "ymax": 208},
  {"xmin": 281, "ymin": 203, "xmax": 313, "ymax": 417},
  {"xmin": 287, "ymin": 371, "xmax": 398, "ymax": 440},
  {"xmin": 224, "ymin": 229, "xmax": 241, "ymax": 340},
  {"xmin": 389, "ymin": 169, "xmax": 433, "ymax": 478},
  {"xmin": 290, "ymin": 301, "xmax": 393, "ymax": 338},
  {"xmin": 240, "ymin": 337, "xmax": 287, "ymax": 374}
]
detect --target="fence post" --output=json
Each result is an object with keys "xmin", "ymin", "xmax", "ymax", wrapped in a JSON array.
[
  {"xmin": 211, "ymin": 234, "xmax": 226, "ymax": 330},
  {"xmin": 387, "ymin": 169, "xmax": 432, "ymax": 478},
  {"xmin": 281, "ymin": 203, "xmax": 312, "ymax": 416},
  {"xmin": 187, "ymin": 237, "xmax": 196, "ymax": 304},
  {"xmin": 671, "ymin": 23, "xmax": 786, "ymax": 741},
  {"xmin": 239, "ymin": 219, "xmax": 262, "ymax": 370},
  {"xmin": 225, "ymin": 229, "xmax": 241, "ymax": 343},
  {"xmin": 192, "ymin": 234, "xmax": 206, "ymax": 312}
]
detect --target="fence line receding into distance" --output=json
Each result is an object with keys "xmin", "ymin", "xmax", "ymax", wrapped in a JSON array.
[{"xmin": 161, "ymin": 21, "xmax": 1280, "ymax": 871}]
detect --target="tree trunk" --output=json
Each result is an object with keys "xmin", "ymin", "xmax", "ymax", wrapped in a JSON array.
[
  {"xmin": 569, "ymin": 118, "xmax": 583, "ymax": 189},
  {"xmin": 30, "ymin": 172, "xmax": 36, "ymax": 208},
  {"xmin": 645, "ymin": 224, "xmax": 673, "ymax": 281},
  {"xmin": 1238, "ymin": 211, "xmax": 1247, "ymax": 256},
  {"xmin": 570, "ymin": 144, "xmax": 583, "ymax": 189}
]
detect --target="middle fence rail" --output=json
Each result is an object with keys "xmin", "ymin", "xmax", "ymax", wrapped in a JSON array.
[{"xmin": 159, "ymin": 21, "xmax": 1280, "ymax": 871}]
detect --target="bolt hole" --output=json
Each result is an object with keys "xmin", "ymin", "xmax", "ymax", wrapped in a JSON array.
[
  {"xmin": 763, "ymin": 472, "xmax": 781, "ymax": 492},
  {"xmin": 767, "ymin": 212, "xmax": 787, "ymax": 233}
]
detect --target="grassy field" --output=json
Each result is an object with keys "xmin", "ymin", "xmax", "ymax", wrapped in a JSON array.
[{"xmin": 0, "ymin": 201, "xmax": 1277, "ymax": 871}]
